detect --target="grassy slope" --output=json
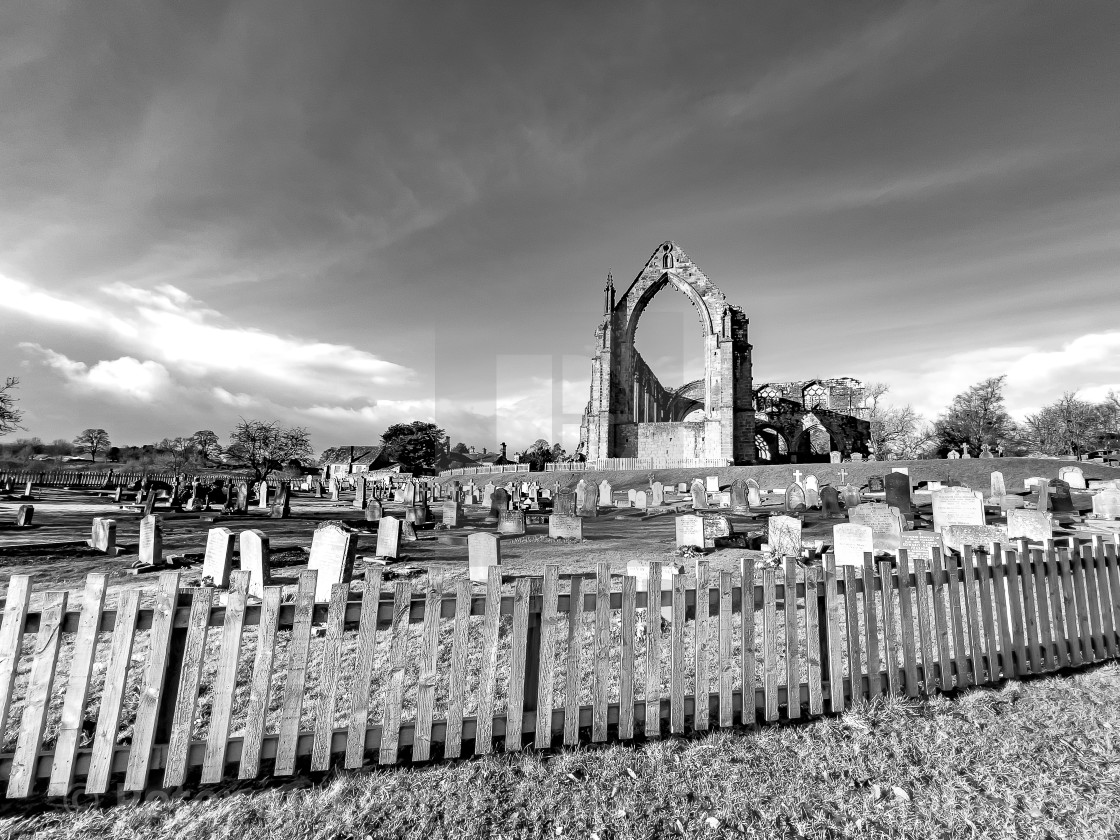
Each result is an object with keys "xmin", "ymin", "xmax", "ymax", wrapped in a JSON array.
[{"xmin": 4, "ymin": 664, "xmax": 1118, "ymax": 840}]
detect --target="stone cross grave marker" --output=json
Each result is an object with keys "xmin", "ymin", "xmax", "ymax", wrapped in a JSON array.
[
  {"xmin": 931, "ymin": 487, "xmax": 985, "ymax": 533},
  {"xmin": 1006, "ymin": 509, "xmax": 1053, "ymax": 543},
  {"xmin": 1092, "ymin": 488, "xmax": 1120, "ymax": 519},
  {"xmin": 768, "ymin": 515, "xmax": 802, "ymax": 558},
  {"xmin": 691, "ymin": 480, "xmax": 706, "ymax": 510},
  {"xmin": 832, "ymin": 523, "xmax": 873, "ymax": 567},
  {"xmin": 548, "ymin": 514, "xmax": 583, "ymax": 540},
  {"xmin": 376, "ymin": 515, "xmax": 401, "ymax": 559},
  {"xmin": 581, "ymin": 481, "xmax": 599, "ymax": 517},
  {"xmin": 239, "ymin": 529, "xmax": 271, "ymax": 598},
  {"xmin": 307, "ymin": 522, "xmax": 359, "ymax": 601},
  {"xmin": 884, "ymin": 472, "xmax": 912, "ymax": 515},
  {"xmin": 785, "ymin": 483, "xmax": 806, "ymax": 512},
  {"xmin": 792, "ymin": 469, "xmax": 804, "ymax": 487},
  {"xmin": 139, "ymin": 514, "xmax": 163, "ymax": 566},
  {"xmin": 89, "ymin": 517, "xmax": 116, "ymax": 554},
  {"xmin": 498, "ymin": 510, "xmax": 526, "ymax": 535},
  {"xmin": 898, "ymin": 531, "xmax": 944, "ymax": 561},
  {"xmin": 848, "ymin": 503, "xmax": 903, "ymax": 555},
  {"xmin": 675, "ymin": 514, "xmax": 710, "ymax": 550},
  {"xmin": 202, "ymin": 526, "xmax": 236, "ymax": 588},
  {"xmin": 468, "ymin": 533, "xmax": 501, "ymax": 583},
  {"xmin": 443, "ymin": 500, "xmax": 463, "ymax": 526}
]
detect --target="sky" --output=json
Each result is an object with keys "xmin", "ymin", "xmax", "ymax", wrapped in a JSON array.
[{"xmin": 1, "ymin": 1, "xmax": 1119, "ymax": 455}]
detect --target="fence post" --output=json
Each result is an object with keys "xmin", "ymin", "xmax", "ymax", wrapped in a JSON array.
[
  {"xmin": 522, "ymin": 577, "xmax": 543, "ymax": 726},
  {"xmin": 155, "ymin": 590, "xmax": 191, "ymax": 747}
]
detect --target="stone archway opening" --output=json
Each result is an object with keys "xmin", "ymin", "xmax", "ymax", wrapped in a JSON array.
[{"xmin": 792, "ymin": 424, "xmax": 837, "ymax": 463}]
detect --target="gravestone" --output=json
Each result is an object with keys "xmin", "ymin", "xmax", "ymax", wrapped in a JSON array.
[
  {"xmin": 627, "ymin": 489, "xmax": 638, "ymax": 507},
  {"xmin": 785, "ymin": 483, "xmax": 806, "ymax": 512},
  {"xmin": 840, "ymin": 484, "xmax": 862, "ymax": 509},
  {"xmin": 650, "ymin": 481, "xmax": 664, "ymax": 507},
  {"xmin": 483, "ymin": 482, "xmax": 496, "ymax": 505},
  {"xmin": 747, "ymin": 484, "xmax": 762, "ymax": 508},
  {"xmin": 313, "ymin": 479, "xmax": 324, "ymax": 499},
  {"xmin": 375, "ymin": 515, "xmax": 401, "ymax": 558},
  {"xmin": 1058, "ymin": 466, "xmax": 1086, "ymax": 489},
  {"xmin": 947, "ymin": 450, "xmax": 960, "ymax": 460},
  {"xmin": 405, "ymin": 504, "xmax": 428, "ymax": 525},
  {"xmin": 691, "ymin": 480, "xmax": 707, "ymax": 510},
  {"xmin": 580, "ymin": 481, "xmax": 600, "ymax": 517},
  {"xmin": 884, "ymin": 472, "xmax": 912, "ymax": 515},
  {"xmin": 677, "ymin": 482, "xmax": 688, "ymax": 493},
  {"xmin": 702, "ymin": 513, "xmax": 732, "ymax": 543},
  {"xmin": 768, "ymin": 515, "xmax": 802, "ymax": 558},
  {"xmin": 443, "ymin": 500, "xmax": 463, "ymax": 526},
  {"xmin": 634, "ymin": 490, "xmax": 648, "ymax": 509},
  {"xmin": 239, "ymin": 529, "xmax": 271, "ymax": 598},
  {"xmin": 1092, "ymin": 488, "xmax": 1120, "ymax": 519},
  {"xmin": 329, "ymin": 478, "xmax": 340, "ymax": 501},
  {"xmin": 675, "ymin": 514, "xmax": 710, "ymax": 549},
  {"xmin": 354, "ymin": 478, "xmax": 367, "ymax": 509},
  {"xmin": 931, "ymin": 487, "xmax": 985, "ymax": 533},
  {"xmin": 307, "ymin": 522, "xmax": 359, "ymax": 601},
  {"xmin": 598, "ymin": 480, "xmax": 612, "ymax": 506},
  {"xmin": 234, "ymin": 482, "xmax": 250, "ymax": 514},
  {"xmin": 1006, "ymin": 509, "xmax": 1054, "ymax": 543},
  {"xmin": 269, "ymin": 484, "xmax": 291, "ymax": 519},
  {"xmin": 705, "ymin": 476, "xmax": 720, "ymax": 493},
  {"xmin": 850, "ymin": 453, "xmax": 863, "ymax": 462},
  {"xmin": 805, "ymin": 486, "xmax": 821, "ymax": 509},
  {"xmin": 402, "ymin": 482, "xmax": 417, "ymax": 506},
  {"xmin": 16, "ymin": 505, "xmax": 33, "ymax": 527},
  {"xmin": 1047, "ymin": 479, "xmax": 1075, "ymax": 514},
  {"xmin": 554, "ymin": 486, "xmax": 577, "ymax": 516},
  {"xmin": 941, "ymin": 524, "xmax": 1008, "ymax": 557},
  {"xmin": 365, "ymin": 499, "xmax": 383, "ymax": 522},
  {"xmin": 113, "ymin": 486, "xmax": 123, "ymax": 503},
  {"xmin": 804, "ymin": 475, "xmax": 820, "ymax": 493},
  {"xmin": 401, "ymin": 520, "xmax": 417, "ymax": 542},
  {"xmin": 468, "ymin": 533, "xmax": 501, "ymax": 583},
  {"xmin": 989, "ymin": 471, "xmax": 1007, "ymax": 503},
  {"xmin": 820, "ymin": 485, "xmax": 842, "ymax": 518},
  {"xmin": 548, "ymin": 514, "xmax": 583, "ymax": 540},
  {"xmin": 89, "ymin": 517, "xmax": 116, "ymax": 554},
  {"xmin": 848, "ymin": 503, "xmax": 903, "ymax": 555},
  {"xmin": 575, "ymin": 480, "xmax": 587, "ymax": 512},
  {"xmin": 142, "ymin": 490, "xmax": 158, "ymax": 517},
  {"xmin": 488, "ymin": 488, "xmax": 510, "ymax": 521},
  {"xmin": 497, "ymin": 510, "xmax": 526, "ymax": 535},
  {"xmin": 202, "ymin": 526, "xmax": 236, "ymax": 588},
  {"xmin": 867, "ymin": 476, "xmax": 885, "ymax": 494},
  {"xmin": 731, "ymin": 479, "xmax": 750, "ymax": 514},
  {"xmin": 890, "ymin": 467, "xmax": 909, "ymax": 476},
  {"xmin": 830, "ymin": 451, "xmax": 842, "ymax": 463},
  {"xmin": 899, "ymin": 531, "xmax": 945, "ymax": 561},
  {"xmin": 832, "ymin": 523, "xmax": 874, "ymax": 567},
  {"xmin": 257, "ymin": 481, "xmax": 270, "ymax": 510},
  {"xmin": 139, "ymin": 514, "xmax": 163, "ymax": 566}
]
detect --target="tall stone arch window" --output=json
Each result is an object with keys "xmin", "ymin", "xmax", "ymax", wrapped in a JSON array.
[
  {"xmin": 756, "ymin": 385, "xmax": 780, "ymax": 409},
  {"xmin": 803, "ymin": 382, "xmax": 827, "ymax": 410}
]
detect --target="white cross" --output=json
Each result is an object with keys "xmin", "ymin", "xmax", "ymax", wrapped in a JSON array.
[
  {"xmin": 793, "ymin": 469, "xmax": 804, "ymax": 487},
  {"xmin": 837, "ymin": 469, "xmax": 849, "ymax": 484}
]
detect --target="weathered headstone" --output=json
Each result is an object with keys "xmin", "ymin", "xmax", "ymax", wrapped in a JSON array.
[
  {"xmin": 705, "ymin": 476, "xmax": 720, "ymax": 493},
  {"xmin": 574, "ymin": 479, "xmax": 587, "ymax": 512},
  {"xmin": 867, "ymin": 475, "xmax": 885, "ymax": 494},
  {"xmin": 89, "ymin": 517, "xmax": 117, "ymax": 553},
  {"xmin": 401, "ymin": 520, "xmax": 417, "ymax": 542},
  {"xmin": 375, "ymin": 515, "xmax": 401, "ymax": 558},
  {"xmin": 1058, "ymin": 466, "xmax": 1086, "ymax": 489},
  {"xmin": 202, "ymin": 526, "xmax": 236, "ymax": 588},
  {"xmin": 307, "ymin": 522, "xmax": 359, "ymax": 601},
  {"xmin": 785, "ymin": 483, "xmax": 806, "ymax": 512},
  {"xmin": 554, "ymin": 486, "xmax": 576, "ymax": 516},
  {"xmin": 269, "ymin": 483, "xmax": 291, "ymax": 519},
  {"xmin": 931, "ymin": 487, "xmax": 985, "ymax": 533},
  {"xmin": 1047, "ymin": 479, "xmax": 1075, "ymax": 514},
  {"xmin": 443, "ymin": 500, "xmax": 463, "ymax": 526},
  {"xmin": 1092, "ymin": 488, "xmax": 1120, "ymax": 519},
  {"xmin": 139, "ymin": 514, "xmax": 163, "ymax": 566},
  {"xmin": 580, "ymin": 481, "xmax": 600, "ymax": 517},
  {"xmin": 691, "ymin": 479, "xmax": 706, "ymax": 510},
  {"xmin": 488, "ymin": 488, "xmax": 510, "ymax": 521},
  {"xmin": 468, "ymin": 532, "xmax": 501, "ymax": 583},
  {"xmin": 675, "ymin": 514, "xmax": 710, "ymax": 549},
  {"xmin": 548, "ymin": 514, "xmax": 583, "ymax": 540},
  {"xmin": 677, "ymin": 482, "xmax": 688, "ymax": 493},
  {"xmin": 257, "ymin": 481, "xmax": 270, "ymax": 510},
  {"xmin": 634, "ymin": 490, "xmax": 648, "ymax": 509},
  {"xmin": 805, "ymin": 486, "xmax": 821, "ymax": 509},
  {"xmin": 405, "ymin": 504, "xmax": 429, "ymax": 525},
  {"xmin": 329, "ymin": 478, "xmax": 340, "ymax": 501},
  {"xmin": 941, "ymin": 524, "xmax": 1008, "ymax": 557},
  {"xmin": 850, "ymin": 453, "xmax": 863, "ymax": 462},
  {"xmin": 884, "ymin": 472, "xmax": 912, "ymax": 515},
  {"xmin": 832, "ymin": 523, "xmax": 874, "ymax": 567},
  {"xmin": 15, "ymin": 504, "xmax": 33, "ymax": 527},
  {"xmin": 899, "ymin": 531, "xmax": 945, "ymax": 562},
  {"xmin": 702, "ymin": 513, "xmax": 732, "ymax": 543},
  {"xmin": 650, "ymin": 481, "xmax": 664, "ymax": 507},
  {"xmin": 232, "ymin": 481, "xmax": 249, "ymax": 514},
  {"xmin": 768, "ymin": 515, "xmax": 802, "ymax": 558},
  {"xmin": 354, "ymin": 477, "xmax": 367, "ymax": 509},
  {"xmin": 731, "ymin": 479, "xmax": 750, "ymax": 514},
  {"xmin": 804, "ymin": 475, "xmax": 820, "ymax": 493},
  {"xmin": 820, "ymin": 485, "xmax": 842, "ymax": 518},
  {"xmin": 497, "ymin": 510, "xmax": 526, "ymax": 535},
  {"xmin": 1006, "ymin": 509, "xmax": 1054, "ymax": 543},
  {"xmin": 747, "ymin": 484, "xmax": 762, "ymax": 508},
  {"xmin": 365, "ymin": 499, "xmax": 383, "ymax": 522},
  {"xmin": 848, "ymin": 503, "xmax": 903, "ymax": 555},
  {"xmin": 239, "ymin": 529, "xmax": 271, "ymax": 598},
  {"xmin": 627, "ymin": 489, "xmax": 638, "ymax": 507},
  {"xmin": 830, "ymin": 451, "xmax": 842, "ymax": 463},
  {"xmin": 840, "ymin": 484, "xmax": 862, "ymax": 509},
  {"xmin": 598, "ymin": 480, "xmax": 612, "ymax": 506},
  {"xmin": 947, "ymin": 449, "xmax": 960, "ymax": 460},
  {"xmin": 989, "ymin": 471, "xmax": 1007, "ymax": 503}
]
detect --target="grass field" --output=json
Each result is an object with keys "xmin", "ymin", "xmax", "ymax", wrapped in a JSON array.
[{"xmin": 2, "ymin": 663, "xmax": 1116, "ymax": 839}]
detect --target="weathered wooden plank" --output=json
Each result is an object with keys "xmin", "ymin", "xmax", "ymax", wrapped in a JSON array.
[
  {"xmin": 85, "ymin": 588, "xmax": 140, "ymax": 794},
  {"xmin": 163, "ymin": 586, "xmax": 213, "ymax": 788},
  {"xmin": 239, "ymin": 586, "xmax": 282, "ymax": 778},
  {"xmin": 1081, "ymin": 545, "xmax": 1104, "ymax": 661},
  {"xmin": 974, "ymin": 550, "xmax": 1000, "ymax": 683},
  {"xmin": 310, "ymin": 581, "xmax": 350, "ymax": 771},
  {"xmin": 444, "ymin": 578, "xmax": 471, "ymax": 759},
  {"xmin": 535, "ymin": 566, "xmax": 560, "ymax": 748},
  {"xmin": 717, "ymin": 571, "xmax": 733, "ymax": 728},
  {"xmin": 1106, "ymin": 542, "xmax": 1120, "ymax": 653},
  {"xmin": 762, "ymin": 569, "xmax": 779, "ymax": 722},
  {"xmin": 990, "ymin": 551, "xmax": 1014, "ymax": 679},
  {"xmin": 379, "ymin": 580, "xmax": 413, "ymax": 765},
  {"xmin": 563, "ymin": 574, "xmax": 583, "ymax": 746},
  {"xmin": 740, "ymin": 558, "xmax": 756, "ymax": 727},
  {"xmin": 343, "ymin": 570, "xmax": 383, "ymax": 768},
  {"xmin": 912, "ymin": 556, "xmax": 936, "ymax": 693},
  {"xmin": 930, "ymin": 552, "xmax": 953, "ymax": 689},
  {"xmin": 695, "ymin": 560, "xmax": 712, "ymax": 730},
  {"xmin": 1031, "ymin": 549, "xmax": 1054, "ymax": 671},
  {"xmin": 1004, "ymin": 550, "xmax": 1028, "ymax": 677},
  {"xmin": 944, "ymin": 554, "xmax": 970, "ymax": 687},
  {"xmin": 8, "ymin": 591, "xmax": 67, "ymax": 797},
  {"xmin": 48, "ymin": 574, "xmax": 107, "ymax": 797},
  {"xmin": 810, "ymin": 565, "xmax": 827, "ymax": 712},
  {"xmin": 1069, "ymin": 547, "xmax": 1094, "ymax": 664},
  {"xmin": 124, "ymin": 571, "xmax": 181, "ymax": 790},
  {"xmin": 1058, "ymin": 546, "xmax": 1081, "ymax": 667},
  {"xmin": 1093, "ymin": 539, "xmax": 1117, "ymax": 658},
  {"xmin": 878, "ymin": 560, "xmax": 900, "ymax": 697},
  {"xmin": 824, "ymin": 555, "xmax": 844, "ymax": 712},
  {"xmin": 619, "ymin": 573, "xmax": 637, "ymax": 739},
  {"xmin": 592, "ymin": 562, "xmax": 611, "ymax": 742},
  {"xmin": 506, "ymin": 577, "xmax": 531, "ymax": 751},
  {"xmin": 783, "ymin": 558, "xmax": 799, "ymax": 720},
  {"xmin": 202, "ymin": 571, "xmax": 249, "ymax": 782},
  {"xmin": 669, "ymin": 572, "xmax": 686, "ymax": 734},
  {"xmin": 960, "ymin": 547, "xmax": 985, "ymax": 685},
  {"xmin": 275, "ymin": 570, "xmax": 317, "ymax": 775},
  {"xmin": 1017, "ymin": 549, "xmax": 1040, "ymax": 674},
  {"xmin": 896, "ymin": 551, "xmax": 920, "ymax": 697},
  {"xmin": 862, "ymin": 553, "xmax": 881, "ymax": 699}
]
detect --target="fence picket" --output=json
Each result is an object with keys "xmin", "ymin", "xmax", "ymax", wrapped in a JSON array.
[
  {"xmin": 311, "ymin": 582, "xmax": 349, "ymax": 771},
  {"xmin": 960, "ymin": 547, "xmax": 985, "ymax": 684},
  {"xmin": 974, "ymin": 550, "xmax": 999, "ymax": 682},
  {"xmin": 718, "ymin": 571, "xmax": 733, "ymax": 727},
  {"xmin": 411, "ymin": 576, "xmax": 443, "ymax": 761},
  {"xmin": 762, "ymin": 569, "xmax": 778, "ymax": 722},
  {"xmin": 861, "ymin": 554, "xmax": 881, "ymax": 699},
  {"xmin": 669, "ymin": 573, "xmax": 686, "ymax": 733},
  {"xmin": 276, "ymin": 571, "xmax": 317, "ymax": 775},
  {"xmin": 783, "ymin": 559, "xmax": 799, "ymax": 719},
  {"xmin": 163, "ymin": 586, "xmax": 214, "ymax": 788},
  {"xmin": 563, "ymin": 574, "xmax": 583, "ymax": 746},
  {"xmin": 1105, "ymin": 542, "xmax": 1120, "ymax": 652},
  {"xmin": 1069, "ymin": 547, "xmax": 1094, "ymax": 664},
  {"xmin": 124, "ymin": 571, "xmax": 181, "ymax": 791},
  {"xmin": 535, "ymin": 566, "xmax": 560, "ymax": 748},
  {"xmin": 0, "ymin": 576, "xmax": 31, "ymax": 760},
  {"xmin": 912, "ymin": 556, "xmax": 935, "ymax": 692},
  {"xmin": 240, "ymin": 586, "xmax": 282, "ymax": 778},
  {"xmin": 1003, "ymin": 550, "xmax": 1028, "ymax": 676},
  {"xmin": 1018, "ymin": 550, "xmax": 1040, "ymax": 674},
  {"xmin": 1058, "ymin": 547, "xmax": 1081, "ymax": 666},
  {"xmin": 878, "ymin": 560, "xmax": 901, "ymax": 696},
  {"xmin": 380, "ymin": 581, "xmax": 413, "ymax": 765},
  {"xmin": 695, "ymin": 560, "xmax": 712, "ymax": 729},
  {"xmin": 810, "ymin": 565, "xmax": 828, "ymax": 712},
  {"xmin": 1093, "ymin": 540, "xmax": 1116, "ymax": 658},
  {"xmin": 1032, "ymin": 549, "xmax": 1054, "ymax": 670},
  {"xmin": 506, "ymin": 577, "xmax": 531, "ymax": 750},
  {"xmin": 740, "ymin": 558, "xmax": 756, "ymax": 727},
  {"xmin": 991, "ymin": 552, "xmax": 1014, "ymax": 679},
  {"xmin": 896, "ymin": 552, "xmax": 919, "ymax": 697},
  {"xmin": 444, "ymin": 579, "xmax": 471, "ymax": 759},
  {"xmin": 824, "ymin": 556, "xmax": 844, "ymax": 712},
  {"xmin": 592, "ymin": 563, "xmax": 611, "ymax": 742},
  {"xmin": 202, "ymin": 571, "xmax": 249, "ymax": 782},
  {"xmin": 8, "ymin": 591, "xmax": 67, "ymax": 797},
  {"xmin": 620, "ymin": 574, "xmax": 637, "ymax": 738},
  {"xmin": 645, "ymin": 562, "xmax": 663, "ymax": 738},
  {"xmin": 1081, "ymin": 546, "xmax": 1104, "ymax": 661},
  {"xmin": 48, "ymin": 573, "xmax": 107, "ymax": 797},
  {"xmin": 945, "ymin": 554, "xmax": 970, "ymax": 687},
  {"xmin": 930, "ymin": 552, "xmax": 952, "ymax": 689},
  {"xmin": 86, "ymin": 589, "xmax": 140, "ymax": 794}
]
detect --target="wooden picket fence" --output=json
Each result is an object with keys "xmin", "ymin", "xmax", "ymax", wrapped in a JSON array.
[
  {"xmin": 0, "ymin": 536, "xmax": 1117, "ymax": 798},
  {"xmin": 0, "ymin": 470, "xmax": 269, "ymax": 489},
  {"xmin": 437, "ymin": 464, "xmax": 533, "ymax": 478},
  {"xmin": 544, "ymin": 458, "xmax": 728, "ymax": 472}
]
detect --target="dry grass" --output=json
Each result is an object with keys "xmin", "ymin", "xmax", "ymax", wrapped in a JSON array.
[{"xmin": 2, "ymin": 664, "xmax": 1117, "ymax": 839}]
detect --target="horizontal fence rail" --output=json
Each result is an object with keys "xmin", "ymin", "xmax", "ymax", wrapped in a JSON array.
[
  {"xmin": 0, "ymin": 537, "xmax": 1116, "ymax": 798},
  {"xmin": 544, "ymin": 458, "xmax": 729, "ymax": 472},
  {"xmin": 0, "ymin": 470, "xmax": 285, "ymax": 489},
  {"xmin": 438, "ymin": 464, "xmax": 534, "ymax": 478}
]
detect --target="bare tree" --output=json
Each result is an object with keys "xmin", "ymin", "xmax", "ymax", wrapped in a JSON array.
[
  {"xmin": 73, "ymin": 428, "xmax": 111, "ymax": 462},
  {"xmin": 158, "ymin": 436, "xmax": 197, "ymax": 473},
  {"xmin": 0, "ymin": 377, "xmax": 25, "ymax": 436},
  {"xmin": 864, "ymin": 382, "xmax": 934, "ymax": 459},
  {"xmin": 225, "ymin": 419, "xmax": 313, "ymax": 483},
  {"xmin": 190, "ymin": 429, "xmax": 221, "ymax": 464}
]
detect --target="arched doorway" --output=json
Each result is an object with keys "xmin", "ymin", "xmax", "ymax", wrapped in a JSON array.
[{"xmin": 755, "ymin": 426, "xmax": 789, "ymax": 462}]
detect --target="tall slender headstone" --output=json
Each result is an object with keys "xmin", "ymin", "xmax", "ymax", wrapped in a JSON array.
[
  {"xmin": 884, "ymin": 472, "xmax": 912, "ymax": 516},
  {"xmin": 580, "ymin": 480, "xmax": 600, "ymax": 517},
  {"xmin": 468, "ymin": 532, "xmax": 501, "ymax": 583},
  {"xmin": 650, "ymin": 481, "xmax": 664, "ymax": 507},
  {"xmin": 375, "ymin": 515, "xmax": 401, "ymax": 558},
  {"xmin": 307, "ymin": 522, "xmax": 359, "ymax": 601},
  {"xmin": 691, "ymin": 479, "xmax": 707, "ymax": 510},
  {"xmin": 257, "ymin": 481, "xmax": 270, "ymax": 510},
  {"xmin": 89, "ymin": 517, "xmax": 117, "ymax": 553},
  {"xmin": 239, "ymin": 529, "xmax": 271, "ymax": 598},
  {"xmin": 202, "ymin": 526, "xmax": 236, "ymax": 588},
  {"xmin": 989, "ymin": 471, "xmax": 1007, "ymax": 503},
  {"xmin": 731, "ymin": 479, "xmax": 750, "ymax": 514},
  {"xmin": 354, "ymin": 477, "xmax": 367, "ymax": 509},
  {"xmin": 489, "ymin": 488, "xmax": 510, "ymax": 521},
  {"xmin": 139, "ymin": 514, "xmax": 163, "ymax": 566},
  {"xmin": 269, "ymin": 483, "xmax": 291, "ymax": 519},
  {"xmin": 443, "ymin": 500, "xmax": 463, "ymax": 526},
  {"xmin": 598, "ymin": 480, "xmax": 613, "ymax": 507}
]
